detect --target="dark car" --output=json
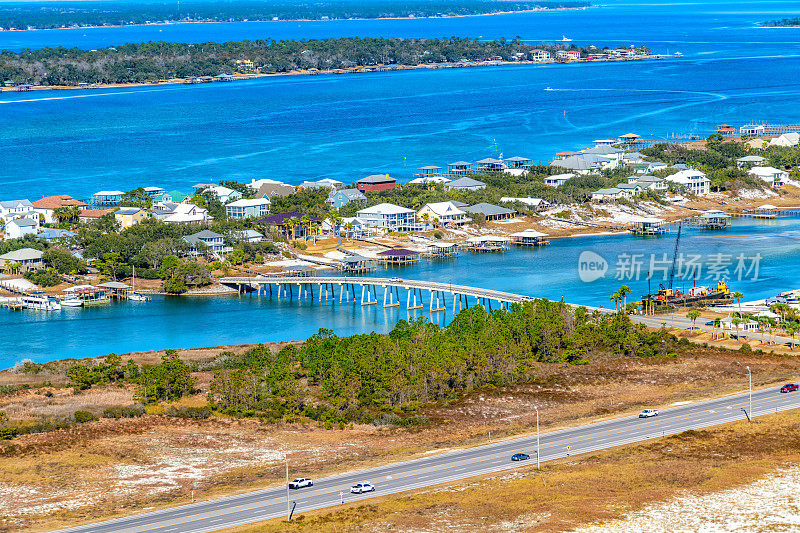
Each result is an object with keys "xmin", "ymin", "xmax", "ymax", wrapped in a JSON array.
[
  {"xmin": 780, "ymin": 383, "xmax": 799, "ymax": 393},
  {"xmin": 511, "ymin": 453, "xmax": 530, "ymax": 461}
]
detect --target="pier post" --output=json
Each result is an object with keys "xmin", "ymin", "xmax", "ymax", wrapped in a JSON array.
[
  {"xmin": 383, "ymin": 286, "xmax": 388, "ymax": 307},
  {"xmin": 339, "ymin": 284, "xmax": 344, "ymax": 304}
]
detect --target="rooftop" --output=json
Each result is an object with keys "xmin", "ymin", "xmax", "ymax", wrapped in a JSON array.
[
  {"xmin": 359, "ymin": 174, "xmax": 396, "ymax": 184},
  {"xmin": 445, "ymin": 177, "xmax": 487, "ymax": 188},
  {"xmin": 32, "ymin": 195, "xmax": 88, "ymax": 210},
  {"xmin": 462, "ymin": 203, "xmax": 516, "ymax": 216},
  {"xmin": 0, "ymin": 248, "xmax": 44, "ymax": 261}
]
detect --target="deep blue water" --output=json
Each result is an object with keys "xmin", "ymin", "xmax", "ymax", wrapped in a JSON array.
[
  {"xmin": 2, "ymin": 217, "xmax": 800, "ymax": 365},
  {"xmin": 3, "ymin": 0, "xmax": 800, "ymax": 364}
]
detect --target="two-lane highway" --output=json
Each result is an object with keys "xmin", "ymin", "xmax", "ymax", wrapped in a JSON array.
[{"xmin": 55, "ymin": 385, "xmax": 800, "ymax": 533}]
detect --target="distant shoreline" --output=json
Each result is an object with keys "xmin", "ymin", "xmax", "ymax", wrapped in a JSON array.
[
  {"xmin": 757, "ymin": 25, "xmax": 800, "ymax": 29},
  {"xmin": 0, "ymin": 6, "xmax": 595, "ymax": 34},
  {"xmin": 0, "ymin": 53, "xmax": 671, "ymax": 94}
]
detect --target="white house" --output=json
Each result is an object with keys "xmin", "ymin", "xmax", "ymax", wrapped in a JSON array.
[
  {"xmin": 591, "ymin": 188, "xmax": 625, "ymax": 201},
  {"xmin": 499, "ymin": 197, "xmax": 550, "ymax": 211},
  {"xmin": 202, "ymin": 186, "xmax": 242, "ymax": 203},
  {"xmin": 736, "ymin": 155, "xmax": 766, "ymax": 169},
  {"xmin": 0, "ymin": 199, "xmax": 34, "ymax": 223},
  {"xmin": 544, "ymin": 173, "xmax": 575, "ymax": 187},
  {"xmin": 645, "ymin": 162, "xmax": 668, "ymax": 173},
  {"xmin": 665, "ymin": 169, "xmax": 711, "ymax": 196},
  {"xmin": 3, "ymin": 217, "xmax": 39, "ymax": 240},
  {"xmin": 749, "ymin": 166, "xmax": 789, "ymax": 188},
  {"xmin": 530, "ymin": 49, "xmax": 551, "ymax": 62},
  {"xmin": 163, "ymin": 203, "xmax": 213, "ymax": 224},
  {"xmin": 356, "ymin": 203, "xmax": 417, "ymax": 231},
  {"xmin": 226, "ymin": 198, "xmax": 271, "ymax": 219}
]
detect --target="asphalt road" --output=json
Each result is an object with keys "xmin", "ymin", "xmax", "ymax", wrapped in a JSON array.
[{"xmin": 54, "ymin": 385, "xmax": 800, "ymax": 533}]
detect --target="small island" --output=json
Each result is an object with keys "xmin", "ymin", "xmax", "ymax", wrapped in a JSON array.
[
  {"xmin": 760, "ymin": 17, "xmax": 800, "ymax": 28},
  {"xmin": 0, "ymin": 0, "xmax": 590, "ymax": 31},
  {"xmin": 0, "ymin": 37, "xmax": 655, "ymax": 88}
]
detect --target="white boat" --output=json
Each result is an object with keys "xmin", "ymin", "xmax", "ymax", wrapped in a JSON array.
[
  {"xmin": 561, "ymin": 35, "xmax": 573, "ymax": 42},
  {"xmin": 21, "ymin": 293, "xmax": 61, "ymax": 311},
  {"xmin": 128, "ymin": 266, "xmax": 150, "ymax": 302},
  {"xmin": 544, "ymin": 86, "xmax": 554, "ymax": 91},
  {"xmin": 60, "ymin": 297, "xmax": 84, "ymax": 307}
]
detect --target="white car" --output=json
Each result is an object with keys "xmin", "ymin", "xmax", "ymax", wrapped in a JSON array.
[
  {"xmin": 350, "ymin": 482, "xmax": 375, "ymax": 494},
  {"xmin": 288, "ymin": 478, "xmax": 313, "ymax": 489},
  {"xmin": 389, "ymin": 277, "xmax": 402, "ymax": 282},
  {"xmin": 638, "ymin": 409, "xmax": 659, "ymax": 418}
]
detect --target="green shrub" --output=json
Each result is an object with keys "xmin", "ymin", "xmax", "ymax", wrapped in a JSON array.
[
  {"xmin": 0, "ymin": 427, "xmax": 19, "ymax": 440},
  {"xmin": 102, "ymin": 404, "xmax": 145, "ymax": 419},
  {"xmin": 740, "ymin": 343, "xmax": 752, "ymax": 353},
  {"xmin": 73, "ymin": 410, "xmax": 98, "ymax": 423},
  {"xmin": 166, "ymin": 405, "xmax": 212, "ymax": 419}
]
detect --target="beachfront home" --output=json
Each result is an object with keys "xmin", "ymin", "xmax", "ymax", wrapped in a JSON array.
[
  {"xmin": 255, "ymin": 182, "xmax": 296, "ymax": 199},
  {"xmin": 417, "ymin": 201, "xmax": 469, "ymax": 227},
  {"xmin": 183, "ymin": 230, "xmax": 229, "ymax": 256},
  {"xmin": 591, "ymin": 188, "xmax": 625, "ymax": 201},
  {"xmin": 462, "ymin": 203, "xmax": 516, "ymax": 222},
  {"xmin": 736, "ymin": 155, "xmax": 766, "ymax": 169},
  {"xmin": 114, "ymin": 207, "xmax": 149, "ymax": 229},
  {"xmin": 616, "ymin": 183, "xmax": 644, "ymax": 198},
  {"xmin": 530, "ymin": 49, "xmax": 552, "ymax": 62},
  {"xmin": 202, "ymin": 186, "xmax": 242, "ymax": 203},
  {"xmin": 33, "ymin": 195, "xmax": 88, "ymax": 224},
  {"xmin": 511, "ymin": 229, "xmax": 550, "ymax": 246},
  {"xmin": 619, "ymin": 133, "xmax": 642, "ymax": 145},
  {"xmin": 162, "ymin": 203, "xmax": 213, "ymax": 224},
  {"xmin": 323, "ymin": 217, "xmax": 368, "ymax": 238},
  {"xmin": 474, "ymin": 158, "xmax": 506, "ymax": 173},
  {"xmin": 0, "ymin": 199, "xmax": 34, "ymax": 223},
  {"xmin": 229, "ymin": 229, "xmax": 264, "ymax": 243},
  {"xmin": 301, "ymin": 179, "xmax": 344, "ymax": 189},
  {"xmin": 91, "ymin": 190, "xmax": 124, "ymax": 206},
  {"xmin": 258, "ymin": 212, "xmax": 323, "ymax": 240},
  {"xmin": 582, "ymin": 145, "xmax": 624, "ymax": 165},
  {"xmin": 143, "ymin": 186, "xmax": 166, "ymax": 198},
  {"xmin": 226, "ymin": 198, "xmax": 271, "ymax": 219},
  {"xmin": 0, "ymin": 248, "xmax": 44, "ymax": 272},
  {"xmin": 556, "ymin": 50, "xmax": 581, "ymax": 61},
  {"xmin": 447, "ymin": 161, "xmax": 473, "ymax": 179},
  {"xmin": 665, "ymin": 169, "xmax": 711, "ymax": 195},
  {"xmin": 499, "ymin": 197, "xmax": 550, "ymax": 211},
  {"xmin": 544, "ymin": 173, "xmax": 575, "ymax": 187},
  {"xmin": 357, "ymin": 174, "xmax": 397, "ymax": 192},
  {"xmin": 3, "ymin": 217, "xmax": 38, "ymax": 240},
  {"xmin": 152, "ymin": 191, "xmax": 189, "ymax": 207},
  {"xmin": 445, "ymin": 177, "xmax": 487, "ymax": 191},
  {"xmin": 78, "ymin": 209, "xmax": 111, "ymax": 223},
  {"xmin": 749, "ymin": 166, "xmax": 789, "ymax": 188},
  {"xmin": 326, "ymin": 189, "xmax": 367, "ymax": 209},
  {"xmin": 634, "ymin": 175, "xmax": 668, "ymax": 192},
  {"xmin": 504, "ymin": 156, "xmax": 533, "ymax": 170},
  {"xmin": 356, "ymin": 203, "xmax": 417, "ymax": 231}
]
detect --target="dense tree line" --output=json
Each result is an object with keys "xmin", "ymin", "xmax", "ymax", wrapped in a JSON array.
[
  {"xmin": 0, "ymin": 37, "xmax": 648, "ymax": 86},
  {"xmin": 764, "ymin": 18, "xmax": 800, "ymax": 26},
  {"xmin": 0, "ymin": 1, "xmax": 589, "ymax": 30},
  {"xmin": 208, "ymin": 303, "xmax": 680, "ymax": 424}
]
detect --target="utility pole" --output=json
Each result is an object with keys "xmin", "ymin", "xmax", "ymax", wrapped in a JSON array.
[
  {"xmin": 535, "ymin": 406, "xmax": 540, "ymax": 470},
  {"xmin": 285, "ymin": 454, "xmax": 290, "ymax": 521},
  {"xmin": 747, "ymin": 365, "xmax": 752, "ymax": 422}
]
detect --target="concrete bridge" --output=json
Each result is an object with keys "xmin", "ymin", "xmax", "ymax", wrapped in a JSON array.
[{"xmin": 218, "ymin": 276, "xmax": 531, "ymax": 312}]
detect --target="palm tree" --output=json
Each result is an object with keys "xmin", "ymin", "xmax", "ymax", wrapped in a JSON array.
[
  {"xmin": 732, "ymin": 291, "xmax": 744, "ymax": 315},
  {"xmin": 421, "ymin": 212, "xmax": 430, "ymax": 228},
  {"xmin": 686, "ymin": 309, "xmax": 700, "ymax": 330},
  {"xmin": 610, "ymin": 290, "xmax": 621, "ymax": 310},
  {"xmin": 286, "ymin": 217, "xmax": 300, "ymax": 240},
  {"xmin": 732, "ymin": 317, "xmax": 742, "ymax": 341},
  {"xmin": 300, "ymin": 215, "xmax": 310, "ymax": 241},
  {"xmin": 618, "ymin": 285, "xmax": 631, "ymax": 309},
  {"xmin": 788, "ymin": 327, "xmax": 796, "ymax": 351}
]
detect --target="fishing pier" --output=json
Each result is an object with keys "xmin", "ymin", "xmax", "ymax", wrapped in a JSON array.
[{"xmin": 219, "ymin": 276, "xmax": 529, "ymax": 312}]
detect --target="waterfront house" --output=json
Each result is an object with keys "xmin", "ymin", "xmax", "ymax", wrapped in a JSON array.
[
  {"xmin": 556, "ymin": 50, "xmax": 581, "ymax": 61},
  {"xmin": 3, "ymin": 217, "xmax": 38, "ymax": 240},
  {"xmin": 530, "ymin": 49, "xmax": 552, "ymax": 62},
  {"xmin": 0, "ymin": 248, "xmax": 44, "ymax": 272},
  {"xmin": 91, "ymin": 190, "xmax": 124, "ymax": 206},
  {"xmin": 229, "ymin": 229, "xmax": 264, "ymax": 243},
  {"xmin": 143, "ymin": 186, "xmax": 166, "ymax": 198},
  {"xmin": 511, "ymin": 229, "xmax": 550, "ymax": 246},
  {"xmin": 740, "ymin": 124, "xmax": 766, "ymax": 137},
  {"xmin": 258, "ymin": 212, "xmax": 323, "ymax": 240},
  {"xmin": 749, "ymin": 166, "xmax": 789, "ymax": 187},
  {"xmin": 414, "ymin": 166, "xmax": 444, "ymax": 180},
  {"xmin": 78, "ymin": 209, "xmax": 111, "ymax": 223},
  {"xmin": 203, "ymin": 186, "xmax": 242, "ymax": 203},
  {"xmin": 417, "ymin": 202, "xmax": 469, "ymax": 227},
  {"xmin": 192, "ymin": 183, "xmax": 216, "ymax": 194},
  {"xmin": 445, "ymin": 177, "xmax": 487, "ymax": 191},
  {"xmin": 634, "ymin": 175, "xmax": 668, "ymax": 192},
  {"xmin": 323, "ymin": 217, "xmax": 368, "ymax": 238},
  {"xmin": 736, "ymin": 155, "xmax": 766, "ymax": 169},
  {"xmin": 357, "ymin": 174, "xmax": 397, "ymax": 192},
  {"xmin": 544, "ymin": 173, "xmax": 575, "ymax": 187},
  {"xmin": 499, "ymin": 197, "xmax": 550, "ymax": 211},
  {"xmin": 114, "ymin": 207, "xmax": 149, "ymax": 229},
  {"xmin": 474, "ymin": 158, "xmax": 506, "ymax": 173},
  {"xmin": 226, "ymin": 198, "xmax": 271, "ymax": 219},
  {"xmin": 504, "ymin": 156, "xmax": 533, "ymax": 170},
  {"xmin": 0, "ymin": 199, "xmax": 34, "ymax": 222},
  {"xmin": 256, "ymin": 182, "xmax": 296, "ymax": 199},
  {"xmin": 619, "ymin": 133, "xmax": 642, "ymax": 145},
  {"xmin": 356, "ymin": 203, "xmax": 417, "ymax": 231},
  {"xmin": 591, "ymin": 188, "xmax": 625, "ymax": 201},
  {"xmin": 33, "ymin": 195, "xmax": 88, "ymax": 223},
  {"xmin": 616, "ymin": 183, "xmax": 644, "ymax": 198},
  {"xmin": 582, "ymin": 145, "xmax": 624, "ymax": 164},
  {"xmin": 38, "ymin": 228, "xmax": 77, "ymax": 241},
  {"xmin": 183, "ymin": 230, "xmax": 229, "ymax": 256},
  {"xmin": 162, "ymin": 203, "xmax": 213, "ymax": 224},
  {"xmin": 152, "ymin": 190, "xmax": 189, "ymax": 207},
  {"xmin": 665, "ymin": 169, "xmax": 711, "ymax": 195},
  {"xmin": 301, "ymin": 178, "xmax": 344, "ymax": 189},
  {"xmin": 326, "ymin": 189, "xmax": 367, "ymax": 209},
  {"xmin": 770, "ymin": 133, "xmax": 799, "ymax": 147},
  {"xmin": 447, "ymin": 161, "xmax": 473, "ymax": 179},
  {"xmin": 376, "ymin": 248, "xmax": 421, "ymax": 265},
  {"xmin": 462, "ymin": 203, "xmax": 516, "ymax": 221}
]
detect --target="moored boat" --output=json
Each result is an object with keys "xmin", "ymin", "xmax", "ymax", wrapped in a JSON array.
[{"xmin": 21, "ymin": 292, "xmax": 62, "ymax": 311}]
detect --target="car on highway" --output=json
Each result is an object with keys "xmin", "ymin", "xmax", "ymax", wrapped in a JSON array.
[
  {"xmin": 350, "ymin": 482, "xmax": 375, "ymax": 494},
  {"xmin": 288, "ymin": 478, "xmax": 314, "ymax": 489},
  {"xmin": 389, "ymin": 277, "xmax": 402, "ymax": 282},
  {"xmin": 511, "ymin": 453, "xmax": 530, "ymax": 461},
  {"xmin": 638, "ymin": 409, "xmax": 659, "ymax": 418},
  {"xmin": 780, "ymin": 383, "xmax": 799, "ymax": 393}
]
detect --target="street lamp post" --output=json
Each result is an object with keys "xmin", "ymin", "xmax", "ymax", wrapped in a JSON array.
[
  {"xmin": 534, "ymin": 406, "xmax": 540, "ymax": 470},
  {"xmin": 747, "ymin": 365, "xmax": 752, "ymax": 422}
]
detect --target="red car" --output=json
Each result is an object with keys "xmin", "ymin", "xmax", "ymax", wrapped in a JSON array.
[{"xmin": 780, "ymin": 383, "xmax": 799, "ymax": 393}]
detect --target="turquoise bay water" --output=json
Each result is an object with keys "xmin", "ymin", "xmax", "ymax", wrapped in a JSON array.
[
  {"xmin": 2, "ymin": 217, "xmax": 799, "ymax": 366},
  {"xmin": 2, "ymin": 0, "xmax": 800, "ymax": 364}
]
